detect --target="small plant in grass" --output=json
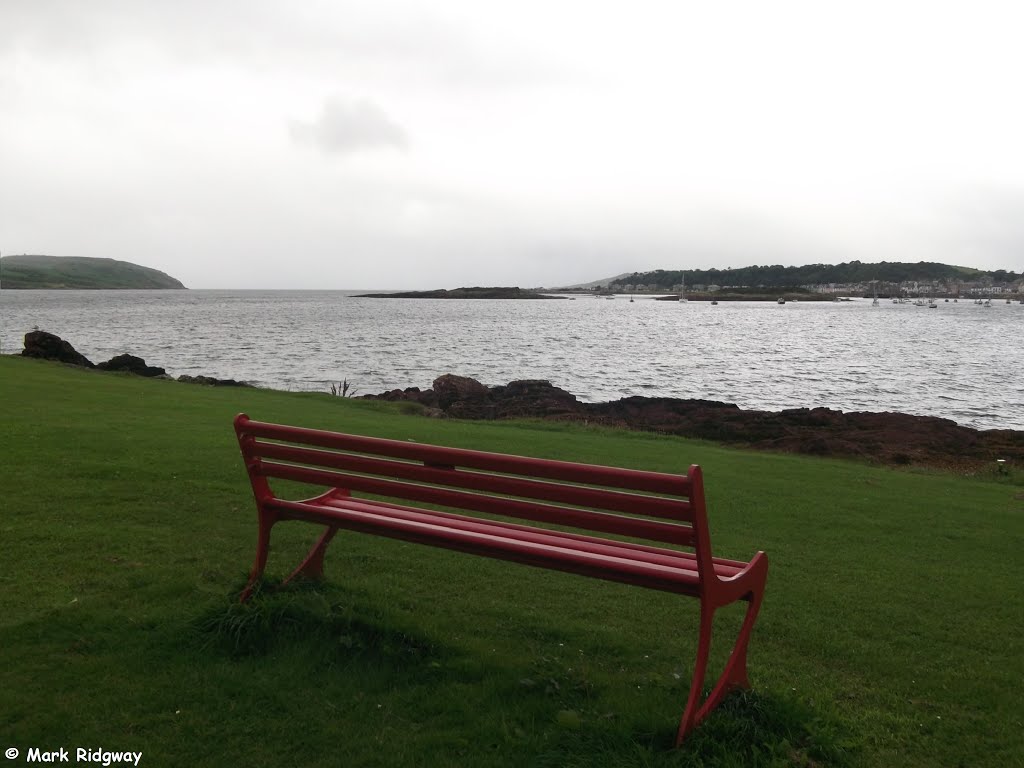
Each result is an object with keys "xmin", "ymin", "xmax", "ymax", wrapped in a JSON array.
[
  {"xmin": 991, "ymin": 458, "xmax": 1023, "ymax": 485},
  {"xmin": 191, "ymin": 578, "xmax": 323, "ymax": 655},
  {"xmin": 330, "ymin": 379, "xmax": 357, "ymax": 397}
]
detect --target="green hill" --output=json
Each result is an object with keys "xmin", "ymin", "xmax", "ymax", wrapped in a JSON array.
[
  {"xmin": 609, "ymin": 261, "xmax": 1021, "ymax": 290},
  {"xmin": 0, "ymin": 255, "xmax": 186, "ymax": 289}
]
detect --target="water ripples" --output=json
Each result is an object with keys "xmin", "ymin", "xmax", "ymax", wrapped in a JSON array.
[{"xmin": 2, "ymin": 290, "xmax": 1022, "ymax": 431}]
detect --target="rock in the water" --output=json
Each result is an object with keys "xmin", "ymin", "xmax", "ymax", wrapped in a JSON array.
[
  {"xmin": 97, "ymin": 353, "xmax": 166, "ymax": 377},
  {"xmin": 21, "ymin": 330, "xmax": 95, "ymax": 367},
  {"xmin": 177, "ymin": 374, "xmax": 251, "ymax": 387}
]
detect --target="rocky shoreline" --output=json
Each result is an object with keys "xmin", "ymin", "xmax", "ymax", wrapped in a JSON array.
[
  {"xmin": 17, "ymin": 331, "xmax": 1022, "ymax": 473},
  {"xmin": 20, "ymin": 330, "xmax": 250, "ymax": 387},
  {"xmin": 363, "ymin": 375, "xmax": 1024, "ymax": 473}
]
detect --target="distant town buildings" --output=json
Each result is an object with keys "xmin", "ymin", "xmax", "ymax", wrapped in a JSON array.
[
  {"xmin": 604, "ymin": 276, "xmax": 1023, "ymax": 297},
  {"xmin": 800, "ymin": 278, "xmax": 1024, "ymax": 296}
]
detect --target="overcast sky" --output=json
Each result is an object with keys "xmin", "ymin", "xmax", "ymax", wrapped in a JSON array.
[{"xmin": 3, "ymin": 1, "xmax": 1023, "ymax": 288}]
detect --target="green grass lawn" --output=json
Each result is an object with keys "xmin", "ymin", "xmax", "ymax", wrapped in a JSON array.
[{"xmin": 1, "ymin": 356, "xmax": 1021, "ymax": 767}]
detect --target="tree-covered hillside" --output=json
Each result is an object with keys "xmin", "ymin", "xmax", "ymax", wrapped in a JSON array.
[
  {"xmin": 0, "ymin": 255, "xmax": 186, "ymax": 289},
  {"xmin": 614, "ymin": 261, "xmax": 1020, "ymax": 290}
]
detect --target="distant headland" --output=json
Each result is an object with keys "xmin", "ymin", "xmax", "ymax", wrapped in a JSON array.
[
  {"xmin": 0, "ymin": 255, "xmax": 186, "ymax": 289},
  {"xmin": 353, "ymin": 286, "xmax": 563, "ymax": 299},
  {"xmin": 555, "ymin": 260, "xmax": 1022, "ymax": 300}
]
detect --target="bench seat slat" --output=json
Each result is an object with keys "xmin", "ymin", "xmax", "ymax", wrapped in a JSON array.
[
  {"xmin": 242, "ymin": 419, "xmax": 689, "ymax": 495},
  {"xmin": 330, "ymin": 496, "xmax": 748, "ymax": 575},
  {"xmin": 252, "ymin": 441, "xmax": 692, "ymax": 521},
  {"xmin": 268, "ymin": 498, "xmax": 709, "ymax": 595},
  {"xmin": 261, "ymin": 461, "xmax": 695, "ymax": 546}
]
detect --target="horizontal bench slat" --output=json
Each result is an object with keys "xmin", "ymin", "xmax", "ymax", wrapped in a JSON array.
[
  {"xmin": 261, "ymin": 461, "xmax": 696, "ymax": 546},
  {"xmin": 311, "ymin": 495, "xmax": 746, "ymax": 578},
  {"xmin": 241, "ymin": 419, "xmax": 690, "ymax": 496},
  {"xmin": 251, "ymin": 441, "xmax": 692, "ymax": 521},
  {"xmin": 268, "ymin": 498, "xmax": 705, "ymax": 595}
]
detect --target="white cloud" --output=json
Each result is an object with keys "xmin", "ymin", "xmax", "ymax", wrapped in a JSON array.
[
  {"xmin": 289, "ymin": 97, "xmax": 408, "ymax": 155},
  {"xmin": 1, "ymin": 0, "xmax": 1023, "ymax": 287}
]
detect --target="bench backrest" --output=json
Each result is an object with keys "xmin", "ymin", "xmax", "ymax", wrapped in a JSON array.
[{"xmin": 235, "ymin": 414, "xmax": 715, "ymax": 569}]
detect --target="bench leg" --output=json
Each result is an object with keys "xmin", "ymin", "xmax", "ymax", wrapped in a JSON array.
[
  {"xmin": 240, "ymin": 507, "xmax": 278, "ymax": 602},
  {"xmin": 674, "ymin": 583, "xmax": 767, "ymax": 746},
  {"xmin": 283, "ymin": 525, "xmax": 339, "ymax": 586},
  {"xmin": 281, "ymin": 488, "xmax": 349, "ymax": 586},
  {"xmin": 702, "ymin": 585, "xmax": 765, "ymax": 712},
  {"xmin": 676, "ymin": 603, "xmax": 716, "ymax": 745}
]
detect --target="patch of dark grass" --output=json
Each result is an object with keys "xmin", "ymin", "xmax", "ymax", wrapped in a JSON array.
[
  {"xmin": 528, "ymin": 690, "xmax": 854, "ymax": 768},
  {"xmin": 191, "ymin": 579, "xmax": 443, "ymax": 666},
  {"xmin": 681, "ymin": 690, "xmax": 856, "ymax": 766},
  {"xmin": 397, "ymin": 400, "xmax": 426, "ymax": 416}
]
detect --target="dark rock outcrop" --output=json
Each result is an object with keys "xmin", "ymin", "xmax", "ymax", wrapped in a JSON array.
[
  {"xmin": 458, "ymin": 379, "xmax": 580, "ymax": 420},
  {"xmin": 362, "ymin": 374, "xmax": 1024, "ymax": 471},
  {"xmin": 97, "ymin": 353, "xmax": 166, "ymax": 377},
  {"xmin": 20, "ymin": 331, "xmax": 251, "ymax": 386},
  {"xmin": 21, "ymin": 330, "xmax": 95, "ymax": 367},
  {"xmin": 177, "ymin": 375, "xmax": 251, "ymax": 387},
  {"xmin": 433, "ymin": 374, "xmax": 490, "ymax": 410}
]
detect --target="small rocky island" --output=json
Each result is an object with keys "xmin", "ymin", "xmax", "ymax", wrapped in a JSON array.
[
  {"xmin": 0, "ymin": 255, "xmax": 186, "ymax": 289},
  {"xmin": 353, "ymin": 286, "xmax": 563, "ymax": 299}
]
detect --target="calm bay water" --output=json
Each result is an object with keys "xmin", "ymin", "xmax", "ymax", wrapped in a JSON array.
[{"xmin": 2, "ymin": 289, "xmax": 1022, "ymax": 431}]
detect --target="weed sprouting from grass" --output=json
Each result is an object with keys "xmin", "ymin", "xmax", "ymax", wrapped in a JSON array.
[{"xmin": 329, "ymin": 379, "xmax": 357, "ymax": 397}]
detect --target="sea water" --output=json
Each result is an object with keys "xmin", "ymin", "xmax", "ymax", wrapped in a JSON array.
[{"xmin": 2, "ymin": 290, "xmax": 1022, "ymax": 431}]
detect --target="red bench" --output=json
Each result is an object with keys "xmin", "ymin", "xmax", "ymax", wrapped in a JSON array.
[{"xmin": 234, "ymin": 414, "xmax": 769, "ymax": 745}]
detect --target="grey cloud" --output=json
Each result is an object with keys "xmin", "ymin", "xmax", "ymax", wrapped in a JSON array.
[
  {"xmin": 289, "ymin": 97, "xmax": 408, "ymax": 155},
  {"xmin": 934, "ymin": 185, "xmax": 1024, "ymax": 269},
  {"xmin": 0, "ymin": 1, "xmax": 558, "ymax": 90}
]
